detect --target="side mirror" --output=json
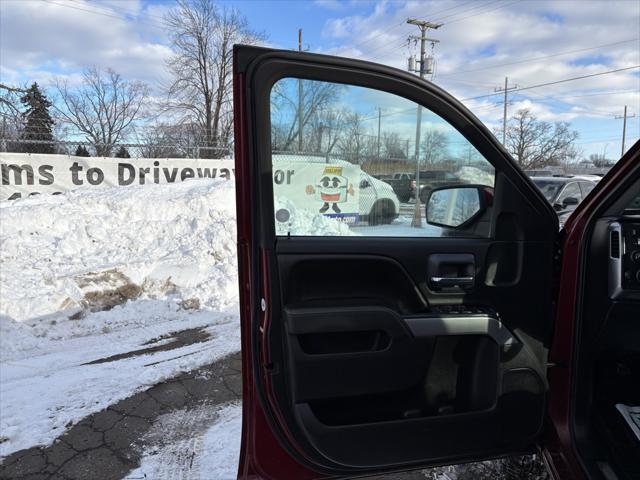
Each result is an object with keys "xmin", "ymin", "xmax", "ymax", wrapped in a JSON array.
[
  {"xmin": 426, "ymin": 185, "xmax": 490, "ymax": 228},
  {"xmin": 360, "ymin": 179, "xmax": 371, "ymax": 189},
  {"xmin": 562, "ymin": 196, "xmax": 579, "ymax": 207}
]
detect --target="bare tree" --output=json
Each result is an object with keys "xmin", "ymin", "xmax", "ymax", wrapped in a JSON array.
[
  {"xmin": 382, "ymin": 132, "xmax": 407, "ymax": 160},
  {"xmin": 589, "ymin": 153, "xmax": 614, "ymax": 168},
  {"xmin": 0, "ymin": 83, "xmax": 24, "ymax": 119},
  {"xmin": 164, "ymin": 0, "xmax": 263, "ymax": 157},
  {"xmin": 557, "ymin": 147, "xmax": 583, "ymax": 173},
  {"xmin": 337, "ymin": 112, "xmax": 376, "ymax": 164},
  {"xmin": 271, "ymin": 79, "xmax": 343, "ymax": 152},
  {"xmin": 421, "ymin": 129, "xmax": 449, "ymax": 166},
  {"xmin": 501, "ymin": 108, "xmax": 579, "ymax": 170},
  {"xmin": 304, "ymin": 107, "xmax": 348, "ymax": 157},
  {"xmin": 134, "ymin": 124, "xmax": 189, "ymax": 158},
  {"xmin": 54, "ymin": 67, "xmax": 149, "ymax": 156},
  {"xmin": 0, "ymin": 83, "xmax": 26, "ymax": 152}
]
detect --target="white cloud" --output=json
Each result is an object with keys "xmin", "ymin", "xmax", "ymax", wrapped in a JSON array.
[
  {"xmin": 316, "ymin": 0, "xmax": 640, "ymax": 156},
  {"xmin": 0, "ymin": 0, "xmax": 172, "ymax": 89}
]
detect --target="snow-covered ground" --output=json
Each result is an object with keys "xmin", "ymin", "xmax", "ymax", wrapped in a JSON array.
[
  {"xmin": 125, "ymin": 402, "xmax": 242, "ymax": 480},
  {"xmin": 0, "ymin": 179, "xmax": 241, "ymax": 459}
]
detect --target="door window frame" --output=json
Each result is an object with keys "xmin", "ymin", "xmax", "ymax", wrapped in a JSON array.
[{"xmin": 241, "ymin": 53, "xmax": 556, "ymax": 246}]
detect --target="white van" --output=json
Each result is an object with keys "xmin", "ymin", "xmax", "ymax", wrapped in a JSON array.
[{"xmin": 272, "ymin": 154, "xmax": 400, "ymax": 226}]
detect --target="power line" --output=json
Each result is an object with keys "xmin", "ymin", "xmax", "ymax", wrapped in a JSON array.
[
  {"xmin": 366, "ymin": 39, "xmax": 411, "ymax": 63},
  {"xmin": 415, "ymin": 0, "xmax": 480, "ymax": 23},
  {"xmin": 348, "ymin": 66, "xmax": 640, "ymax": 124},
  {"xmin": 431, "ymin": 0, "xmax": 507, "ymax": 23},
  {"xmin": 555, "ymin": 89, "xmax": 639, "ymax": 100},
  {"xmin": 509, "ymin": 88, "xmax": 618, "ymax": 118},
  {"xmin": 350, "ymin": 0, "xmax": 520, "ymax": 62},
  {"xmin": 441, "ymin": 0, "xmax": 522, "ymax": 25},
  {"xmin": 348, "ymin": 0, "xmax": 479, "ymax": 56},
  {"xmin": 576, "ymin": 136, "xmax": 638, "ymax": 145},
  {"xmin": 66, "ymin": 0, "xmax": 167, "ymax": 24},
  {"xmin": 439, "ymin": 38, "xmax": 640, "ymax": 77},
  {"xmin": 461, "ymin": 65, "xmax": 640, "ymax": 101},
  {"xmin": 41, "ymin": 0, "xmax": 167, "ymax": 30}
]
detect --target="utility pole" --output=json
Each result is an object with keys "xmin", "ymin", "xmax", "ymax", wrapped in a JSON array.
[
  {"xmin": 615, "ymin": 105, "xmax": 636, "ymax": 156},
  {"xmin": 298, "ymin": 28, "xmax": 303, "ymax": 153},
  {"xmin": 318, "ymin": 123, "xmax": 324, "ymax": 156},
  {"xmin": 407, "ymin": 18, "xmax": 441, "ymax": 227},
  {"xmin": 495, "ymin": 77, "xmax": 517, "ymax": 145},
  {"xmin": 376, "ymin": 107, "xmax": 382, "ymax": 159}
]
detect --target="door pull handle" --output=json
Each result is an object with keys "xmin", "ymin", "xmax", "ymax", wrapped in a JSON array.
[{"xmin": 430, "ymin": 276, "xmax": 474, "ymax": 288}]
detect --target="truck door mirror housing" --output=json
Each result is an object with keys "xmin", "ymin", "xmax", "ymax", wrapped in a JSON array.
[{"xmin": 426, "ymin": 185, "xmax": 490, "ymax": 228}]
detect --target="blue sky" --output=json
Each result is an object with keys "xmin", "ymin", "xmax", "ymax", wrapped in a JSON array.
[{"xmin": 1, "ymin": 0, "xmax": 639, "ymax": 159}]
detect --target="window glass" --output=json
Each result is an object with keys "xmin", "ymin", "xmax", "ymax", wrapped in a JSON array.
[
  {"xmin": 580, "ymin": 181, "xmax": 595, "ymax": 196},
  {"xmin": 270, "ymin": 78, "xmax": 495, "ymax": 237},
  {"xmin": 557, "ymin": 182, "xmax": 581, "ymax": 204},
  {"xmin": 531, "ymin": 179, "xmax": 563, "ymax": 203}
]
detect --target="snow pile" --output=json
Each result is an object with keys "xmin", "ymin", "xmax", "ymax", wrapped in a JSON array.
[
  {"xmin": 0, "ymin": 179, "xmax": 243, "ymax": 457},
  {"xmin": 0, "ymin": 314, "xmax": 45, "ymax": 360},
  {"xmin": 455, "ymin": 166, "xmax": 494, "ymax": 186},
  {"xmin": 0, "ymin": 178, "xmax": 238, "ymax": 333},
  {"xmin": 274, "ymin": 196, "xmax": 356, "ymax": 236}
]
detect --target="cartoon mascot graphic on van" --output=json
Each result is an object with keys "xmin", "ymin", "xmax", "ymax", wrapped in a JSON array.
[{"xmin": 305, "ymin": 166, "xmax": 355, "ymax": 214}]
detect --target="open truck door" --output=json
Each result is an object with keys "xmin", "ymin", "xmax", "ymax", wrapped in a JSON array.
[{"xmin": 232, "ymin": 45, "xmax": 637, "ymax": 479}]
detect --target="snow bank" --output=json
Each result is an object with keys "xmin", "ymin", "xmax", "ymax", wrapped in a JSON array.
[
  {"xmin": 274, "ymin": 196, "xmax": 356, "ymax": 236},
  {"xmin": 0, "ymin": 178, "xmax": 238, "ymax": 330},
  {"xmin": 455, "ymin": 166, "xmax": 494, "ymax": 186}
]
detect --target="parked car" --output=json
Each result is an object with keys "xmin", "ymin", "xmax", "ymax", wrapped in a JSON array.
[
  {"xmin": 384, "ymin": 170, "xmax": 460, "ymax": 203},
  {"xmin": 377, "ymin": 171, "xmax": 412, "ymax": 202},
  {"xmin": 531, "ymin": 176, "xmax": 597, "ymax": 226},
  {"xmin": 560, "ymin": 173, "xmax": 603, "ymax": 182},
  {"xmin": 233, "ymin": 45, "xmax": 640, "ymax": 480},
  {"xmin": 525, "ymin": 168, "xmax": 561, "ymax": 177}
]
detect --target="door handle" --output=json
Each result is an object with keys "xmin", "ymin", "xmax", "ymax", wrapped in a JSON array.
[{"xmin": 430, "ymin": 276, "xmax": 474, "ymax": 288}]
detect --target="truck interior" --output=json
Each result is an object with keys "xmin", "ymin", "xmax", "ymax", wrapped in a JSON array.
[{"xmin": 571, "ymin": 155, "xmax": 639, "ymax": 480}]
